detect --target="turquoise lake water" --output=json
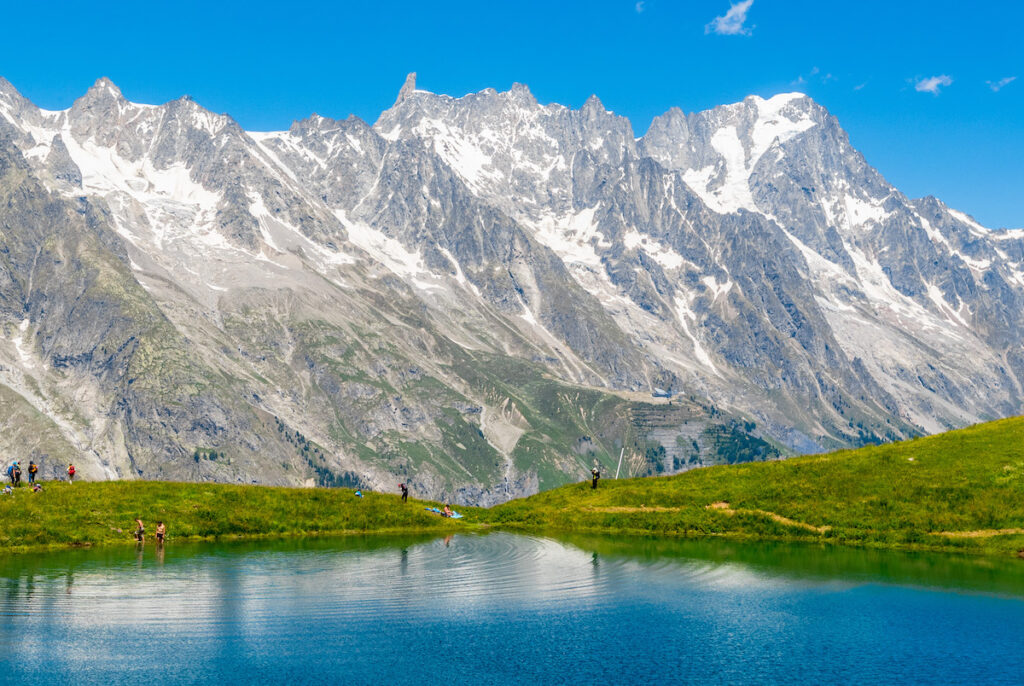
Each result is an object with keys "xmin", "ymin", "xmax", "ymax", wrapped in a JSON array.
[{"xmin": 1, "ymin": 533, "xmax": 1023, "ymax": 685}]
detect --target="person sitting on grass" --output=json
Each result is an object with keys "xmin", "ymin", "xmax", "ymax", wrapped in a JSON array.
[
  {"xmin": 443, "ymin": 504, "xmax": 453, "ymax": 518},
  {"xmin": 2, "ymin": 484, "xmax": 11, "ymax": 495},
  {"xmin": 31, "ymin": 483, "xmax": 42, "ymax": 493}
]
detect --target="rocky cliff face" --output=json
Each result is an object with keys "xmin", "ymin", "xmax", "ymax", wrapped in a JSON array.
[{"xmin": 0, "ymin": 74, "xmax": 1020, "ymax": 503}]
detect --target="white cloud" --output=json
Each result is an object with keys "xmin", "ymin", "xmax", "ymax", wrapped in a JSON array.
[
  {"xmin": 791, "ymin": 66, "xmax": 836, "ymax": 87},
  {"xmin": 987, "ymin": 76, "xmax": 1017, "ymax": 92},
  {"xmin": 915, "ymin": 75, "xmax": 952, "ymax": 95},
  {"xmin": 705, "ymin": 0, "xmax": 755, "ymax": 36},
  {"xmin": 635, "ymin": 1, "xmax": 645, "ymax": 12}
]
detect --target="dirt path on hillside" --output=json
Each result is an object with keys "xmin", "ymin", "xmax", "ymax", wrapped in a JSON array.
[
  {"xmin": 583, "ymin": 506, "xmax": 682, "ymax": 512},
  {"xmin": 936, "ymin": 528, "xmax": 1024, "ymax": 538},
  {"xmin": 706, "ymin": 501, "xmax": 831, "ymax": 534},
  {"xmin": 582, "ymin": 502, "xmax": 831, "ymax": 534}
]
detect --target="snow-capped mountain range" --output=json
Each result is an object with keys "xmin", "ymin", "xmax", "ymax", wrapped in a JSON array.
[{"xmin": 0, "ymin": 73, "xmax": 1020, "ymax": 503}]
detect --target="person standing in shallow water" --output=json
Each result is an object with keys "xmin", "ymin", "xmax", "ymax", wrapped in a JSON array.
[
  {"xmin": 591, "ymin": 466, "xmax": 601, "ymax": 489},
  {"xmin": 155, "ymin": 521, "xmax": 166, "ymax": 544},
  {"xmin": 134, "ymin": 518, "xmax": 145, "ymax": 542}
]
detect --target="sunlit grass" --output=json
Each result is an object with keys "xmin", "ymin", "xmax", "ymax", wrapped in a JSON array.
[
  {"xmin": 2, "ymin": 417, "xmax": 1022, "ymax": 557},
  {"xmin": 0, "ymin": 481, "xmax": 468, "ymax": 551},
  {"xmin": 483, "ymin": 416, "xmax": 1024, "ymax": 557}
]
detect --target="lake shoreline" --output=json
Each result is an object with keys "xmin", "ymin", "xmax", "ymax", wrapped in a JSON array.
[
  {"xmin": 3, "ymin": 416, "xmax": 1023, "ymax": 558},
  {"xmin": 2, "ymin": 507, "xmax": 1022, "ymax": 560}
]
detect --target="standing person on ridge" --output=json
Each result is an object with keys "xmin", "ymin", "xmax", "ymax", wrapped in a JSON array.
[
  {"xmin": 591, "ymin": 465, "xmax": 601, "ymax": 489},
  {"xmin": 400, "ymin": 483, "xmax": 409, "ymax": 503},
  {"xmin": 27, "ymin": 460, "xmax": 37, "ymax": 485},
  {"xmin": 67, "ymin": 463, "xmax": 75, "ymax": 483}
]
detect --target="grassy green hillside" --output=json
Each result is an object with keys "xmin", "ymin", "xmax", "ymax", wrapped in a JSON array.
[
  {"xmin": 1, "ymin": 416, "xmax": 1022, "ymax": 557},
  {"xmin": 485, "ymin": 416, "xmax": 1024, "ymax": 557},
  {"xmin": 0, "ymin": 481, "xmax": 467, "ymax": 552}
]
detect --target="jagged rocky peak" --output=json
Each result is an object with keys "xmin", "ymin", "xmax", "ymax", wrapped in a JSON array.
[
  {"xmin": 0, "ymin": 75, "xmax": 28, "ymax": 108},
  {"xmin": 638, "ymin": 92, "xmax": 845, "ymax": 217},
  {"xmin": 0, "ymin": 75, "xmax": 17, "ymax": 95},
  {"xmin": 645, "ymin": 92, "xmax": 821, "ymax": 156},
  {"xmin": 160, "ymin": 93, "xmax": 238, "ymax": 137},
  {"xmin": 0, "ymin": 77, "xmax": 45, "ymax": 131},
  {"xmin": 74, "ymin": 76, "xmax": 127, "ymax": 108},
  {"xmin": 643, "ymin": 105, "xmax": 688, "ymax": 137},
  {"xmin": 581, "ymin": 93, "xmax": 605, "ymax": 112},
  {"xmin": 504, "ymin": 81, "xmax": 537, "ymax": 106},
  {"xmin": 289, "ymin": 111, "xmax": 372, "ymax": 137},
  {"xmin": 396, "ymin": 71, "xmax": 417, "ymax": 103},
  {"xmin": 0, "ymin": 72, "xmax": 1021, "ymax": 502},
  {"xmin": 67, "ymin": 77, "xmax": 149, "ymax": 149}
]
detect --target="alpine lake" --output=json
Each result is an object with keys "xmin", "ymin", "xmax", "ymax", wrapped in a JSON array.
[{"xmin": 1, "ymin": 532, "xmax": 1023, "ymax": 685}]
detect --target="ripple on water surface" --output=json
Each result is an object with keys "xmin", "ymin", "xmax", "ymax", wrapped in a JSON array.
[{"xmin": 1, "ymin": 533, "xmax": 1024, "ymax": 685}]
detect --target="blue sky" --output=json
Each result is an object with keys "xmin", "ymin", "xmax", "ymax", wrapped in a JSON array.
[{"xmin": 1, "ymin": 1, "xmax": 1020, "ymax": 227}]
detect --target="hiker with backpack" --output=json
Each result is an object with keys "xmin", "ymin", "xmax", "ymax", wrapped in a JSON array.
[
  {"xmin": 67, "ymin": 464, "xmax": 76, "ymax": 483},
  {"xmin": 27, "ymin": 461, "xmax": 37, "ymax": 485},
  {"xmin": 12, "ymin": 462, "xmax": 21, "ymax": 487}
]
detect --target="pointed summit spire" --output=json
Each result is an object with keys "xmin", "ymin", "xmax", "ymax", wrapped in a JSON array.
[
  {"xmin": 87, "ymin": 77, "xmax": 125, "ymax": 100},
  {"xmin": 396, "ymin": 72, "xmax": 417, "ymax": 104},
  {"xmin": 0, "ymin": 75, "xmax": 29, "ymax": 108},
  {"xmin": 583, "ymin": 94, "xmax": 605, "ymax": 111},
  {"xmin": 0, "ymin": 75, "xmax": 19, "ymax": 97},
  {"xmin": 506, "ymin": 82, "xmax": 537, "ymax": 105}
]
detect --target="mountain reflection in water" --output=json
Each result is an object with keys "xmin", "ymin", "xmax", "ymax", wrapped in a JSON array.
[{"xmin": 1, "ymin": 533, "xmax": 1022, "ymax": 685}]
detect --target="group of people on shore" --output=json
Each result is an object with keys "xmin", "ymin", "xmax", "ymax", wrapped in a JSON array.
[
  {"xmin": 4, "ymin": 460, "xmax": 76, "ymax": 490},
  {"xmin": 399, "ymin": 482, "xmax": 457, "ymax": 518},
  {"xmin": 133, "ymin": 518, "xmax": 167, "ymax": 544},
  {"xmin": 4, "ymin": 461, "xmax": 49, "ymax": 494},
  {"xmin": 5, "ymin": 460, "xmax": 38, "ymax": 487}
]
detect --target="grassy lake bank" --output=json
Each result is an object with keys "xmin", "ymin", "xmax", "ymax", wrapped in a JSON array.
[
  {"xmin": 2, "ymin": 416, "xmax": 1023, "ymax": 557},
  {"xmin": 0, "ymin": 480, "xmax": 472, "ymax": 552},
  {"xmin": 485, "ymin": 416, "xmax": 1024, "ymax": 557}
]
